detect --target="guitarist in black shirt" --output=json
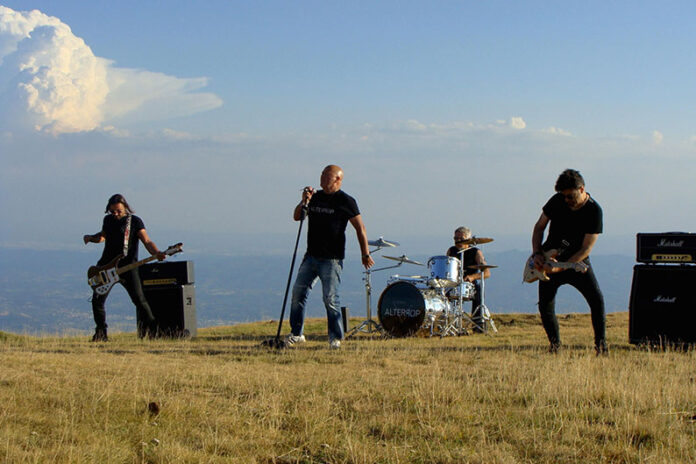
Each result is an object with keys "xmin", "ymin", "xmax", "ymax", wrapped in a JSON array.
[
  {"xmin": 83, "ymin": 194, "xmax": 165, "ymax": 341},
  {"xmin": 531, "ymin": 170, "xmax": 607, "ymax": 355}
]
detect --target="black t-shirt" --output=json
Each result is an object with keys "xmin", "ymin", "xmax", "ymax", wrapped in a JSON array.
[
  {"xmin": 98, "ymin": 214, "xmax": 145, "ymax": 266},
  {"xmin": 306, "ymin": 190, "xmax": 360, "ymax": 260},
  {"xmin": 542, "ymin": 193, "xmax": 602, "ymax": 262},
  {"xmin": 446, "ymin": 246, "xmax": 480, "ymax": 276}
]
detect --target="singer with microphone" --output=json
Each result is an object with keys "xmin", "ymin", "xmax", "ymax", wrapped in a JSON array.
[{"xmin": 285, "ymin": 165, "xmax": 374, "ymax": 349}]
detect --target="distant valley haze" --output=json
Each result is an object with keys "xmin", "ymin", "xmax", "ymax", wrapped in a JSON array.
[{"xmin": 0, "ymin": 230, "xmax": 637, "ymax": 335}]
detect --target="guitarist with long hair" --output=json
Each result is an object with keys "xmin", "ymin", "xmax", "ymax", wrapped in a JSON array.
[
  {"xmin": 83, "ymin": 194, "xmax": 165, "ymax": 342},
  {"xmin": 531, "ymin": 169, "xmax": 607, "ymax": 355}
]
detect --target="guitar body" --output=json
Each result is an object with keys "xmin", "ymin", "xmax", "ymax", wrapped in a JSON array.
[
  {"xmin": 86, "ymin": 243, "xmax": 183, "ymax": 296},
  {"xmin": 523, "ymin": 249, "xmax": 588, "ymax": 283},
  {"xmin": 87, "ymin": 255, "xmax": 124, "ymax": 296}
]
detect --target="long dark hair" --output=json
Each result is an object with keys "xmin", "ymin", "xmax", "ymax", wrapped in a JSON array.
[{"xmin": 105, "ymin": 193, "xmax": 134, "ymax": 214}]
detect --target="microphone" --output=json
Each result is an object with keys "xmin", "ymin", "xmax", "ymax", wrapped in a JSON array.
[{"xmin": 302, "ymin": 186, "xmax": 315, "ymax": 206}]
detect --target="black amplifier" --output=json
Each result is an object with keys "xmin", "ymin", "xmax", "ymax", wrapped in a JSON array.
[
  {"xmin": 636, "ymin": 232, "xmax": 696, "ymax": 264},
  {"xmin": 629, "ymin": 264, "xmax": 696, "ymax": 345},
  {"xmin": 144, "ymin": 284, "xmax": 197, "ymax": 338},
  {"xmin": 139, "ymin": 261, "xmax": 195, "ymax": 286}
]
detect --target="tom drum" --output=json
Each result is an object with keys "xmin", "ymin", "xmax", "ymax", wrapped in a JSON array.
[{"xmin": 427, "ymin": 255, "xmax": 461, "ymax": 288}]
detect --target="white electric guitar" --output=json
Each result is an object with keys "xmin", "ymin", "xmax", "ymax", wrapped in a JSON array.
[
  {"xmin": 523, "ymin": 249, "xmax": 588, "ymax": 283},
  {"xmin": 87, "ymin": 243, "xmax": 183, "ymax": 295}
]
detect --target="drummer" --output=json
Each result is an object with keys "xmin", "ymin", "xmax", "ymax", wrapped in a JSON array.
[{"xmin": 446, "ymin": 226, "xmax": 491, "ymax": 332}]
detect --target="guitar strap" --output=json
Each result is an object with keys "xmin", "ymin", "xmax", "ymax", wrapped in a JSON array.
[{"xmin": 122, "ymin": 214, "xmax": 132, "ymax": 257}]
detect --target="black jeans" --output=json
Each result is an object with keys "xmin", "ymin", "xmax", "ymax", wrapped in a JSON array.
[
  {"xmin": 538, "ymin": 264, "xmax": 606, "ymax": 347},
  {"xmin": 91, "ymin": 270, "xmax": 156, "ymax": 336}
]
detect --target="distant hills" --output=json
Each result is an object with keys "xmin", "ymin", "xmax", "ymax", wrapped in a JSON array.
[{"xmin": 0, "ymin": 247, "xmax": 635, "ymax": 334}]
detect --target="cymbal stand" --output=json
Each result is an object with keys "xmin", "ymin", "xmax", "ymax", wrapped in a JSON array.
[
  {"xmin": 346, "ymin": 248, "xmax": 402, "ymax": 338},
  {"xmin": 440, "ymin": 249, "xmax": 468, "ymax": 337},
  {"xmin": 474, "ymin": 266, "xmax": 497, "ymax": 334},
  {"xmin": 465, "ymin": 242, "xmax": 497, "ymax": 334}
]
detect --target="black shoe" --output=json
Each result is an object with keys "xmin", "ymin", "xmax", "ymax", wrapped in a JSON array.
[
  {"xmin": 548, "ymin": 342, "xmax": 561, "ymax": 354},
  {"xmin": 91, "ymin": 328, "xmax": 108, "ymax": 342},
  {"xmin": 595, "ymin": 341, "xmax": 609, "ymax": 356},
  {"xmin": 147, "ymin": 324, "xmax": 159, "ymax": 339}
]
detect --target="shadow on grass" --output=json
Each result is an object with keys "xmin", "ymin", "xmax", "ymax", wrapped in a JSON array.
[{"xmin": 16, "ymin": 340, "xmax": 689, "ymax": 359}]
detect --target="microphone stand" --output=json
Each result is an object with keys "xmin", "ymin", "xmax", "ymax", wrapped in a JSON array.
[{"xmin": 262, "ymin": 202, "xmax": 308, "ymax": 348}]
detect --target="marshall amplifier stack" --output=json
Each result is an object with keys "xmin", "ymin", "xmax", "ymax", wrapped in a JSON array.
[
  {"xmin": 629, "ymin": 233, "xmax": 696, "ymax": 345},
  {"xmin": 139, "ymin": 261, "xmax": 197, "ymax": 338}
]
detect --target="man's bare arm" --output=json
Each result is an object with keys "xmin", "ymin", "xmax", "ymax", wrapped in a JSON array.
[
  {"xmin": 532, "ymin": 212, "xmax": 549, "ymax": 269},
  {"xmin": 567, "ymin": 233, "xmax": 599, "ymax": 263},
  {"xmin": 83, "ymin": 232, "xmax": 104, "ymax": 244},
  {"xmin": 349, "ymin": 214, "xmax": 374, "ymax": 269}
]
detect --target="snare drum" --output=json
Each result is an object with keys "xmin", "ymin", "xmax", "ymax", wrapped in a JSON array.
[
  {"xmin": 446, "ymin": 282, "xmax": 476, "ymax": 300},
  {"xmin": 378, "ymin": 280, "xmax": 451, "ymax": 337},
  {"xmin": 427, "ymin": 255, "xmax": 461, "ymax": 288},
  {"xmin": 387, "ymin": 274, "xmax": 428, "ymax": 286}
]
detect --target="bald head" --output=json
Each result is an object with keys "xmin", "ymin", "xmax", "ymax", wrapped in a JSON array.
[{"xmin": 320, "ymin": 164, "xmax": 344, "ymax": 193}]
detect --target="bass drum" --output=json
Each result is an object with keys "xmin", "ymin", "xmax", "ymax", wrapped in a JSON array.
[{"xmin": 378, "ymin": 280, "xmax": 451, "ymax": 337}]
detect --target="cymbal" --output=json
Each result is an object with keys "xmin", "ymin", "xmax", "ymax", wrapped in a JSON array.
[
  {"xmin": 383, "ymin": 255, "xmax": 423, "ymax": 266},
  {"xmin": 368, "ymin": 237, "xmax": 399, "ymax": 247},
  {"xmin": 467, "ymin": 264, "xmax": 498, "ymax": 270},
  {"xmin": 457, "ymin": 236, "xmax": 494, "ymax": 245}
]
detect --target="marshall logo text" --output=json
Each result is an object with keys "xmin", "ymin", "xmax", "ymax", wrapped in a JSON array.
[{"xmin": 657, "ymin": 239, "xmax": 685, "ymax": 248}]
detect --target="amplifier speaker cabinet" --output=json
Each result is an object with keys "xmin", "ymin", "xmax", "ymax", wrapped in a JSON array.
[
  {"xmin": 143, "ymin": 284, "xmax": 197, "ymax": 338},
  {"xmin": 629, "ymin": 264, "xmax": 696, "ymax": 345},
  {"xmin": 139, "ymin": 261, "xmax": 195, "ymax": 287},
  {"xmin": 636, "ymin": 232, "xmax": 696, "ymax": 264}
]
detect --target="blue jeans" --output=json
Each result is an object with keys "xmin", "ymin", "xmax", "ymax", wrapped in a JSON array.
[{"xmin": 289, "ymin": 255, "xmax": 344, "ymax": 341}]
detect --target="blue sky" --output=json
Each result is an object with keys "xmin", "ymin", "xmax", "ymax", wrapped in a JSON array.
[{"xmin": 1, "ymin": 1, "xmax": 695, "ymax": 255}]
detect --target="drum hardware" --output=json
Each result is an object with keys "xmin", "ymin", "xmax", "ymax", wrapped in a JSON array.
[
  {"xmin": 467, "ymin": 264, "xmax": 498, "ymax": 271},
  {"xmin": 464, "ymin": 263, "xmax": 497, "ymax": 334},
  {"xmin": 437, "ymin": 247, "xmax": 465, "ymax": 337},
  {"xmin": 368, "ymin": 237, "xmax": 400, "ymax": 248},
  {"xmin": 346, "ymin": 239, "xmax": 412, "ymax": 338},
  {"xmin": 440, "ymin": 244, "xmax": 498, "ymax": 336},
  {"xmin": 446, "ymin": 282, "xmax": 476, "ymax": 300},
  {"xmin": 387, "ymin": 274, "xmax": 428, "ymax": 285},
  {"xmin": 371, "ymin": 235, "xmax": 499, "ymax": 339},
  {"xmin": 456, "ymin": 236, "xmax": 494, "ymax": 246},
  {"xmin": 382, "ymin": 255, "xmax": 424, "ymax": 266}
]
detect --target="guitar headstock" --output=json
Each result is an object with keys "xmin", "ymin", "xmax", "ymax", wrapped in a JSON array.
[{"xmin": 164, "ymin": 242, "xmax": 183, "ymax": 256}]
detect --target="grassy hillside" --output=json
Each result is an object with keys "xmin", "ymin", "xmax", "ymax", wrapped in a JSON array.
[{"xmin": 1, "ymin": 313, "xmax": 695, "ymax": 463}]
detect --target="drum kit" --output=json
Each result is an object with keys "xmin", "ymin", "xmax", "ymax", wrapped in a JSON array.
[{"xmin": 346, "ymin": 236, "xmax": 498, "ymax": 339}]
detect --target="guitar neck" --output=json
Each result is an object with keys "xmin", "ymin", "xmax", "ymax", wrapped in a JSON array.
[
  {"xmin": 550, "ymin": 262, "xmax": 580, "ymax": 270},
  {"xmin": 117, "ymin": 255, "xmax": 159, "ymax": 275}
]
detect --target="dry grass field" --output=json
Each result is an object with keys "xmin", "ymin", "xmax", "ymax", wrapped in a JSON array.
[{"xmin": 1, "ymin": 312, "xmax": 695, "ymax": 463}]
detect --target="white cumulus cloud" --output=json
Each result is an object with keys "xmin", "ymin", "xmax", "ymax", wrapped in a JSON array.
[
  {"xmin": 652, "ymin": 130, "xmax": 663, "ymax": 145},
  {"xmin": 0, "ymin": 6, "xmax": 222, "ymax": 135},
  {"xmin": 543, "ymin": 126, "xmax": 573, "ymax": 137},
  {"xmin": 509, "ymin": 117, "xmax": 526, "ymax": 130}
]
